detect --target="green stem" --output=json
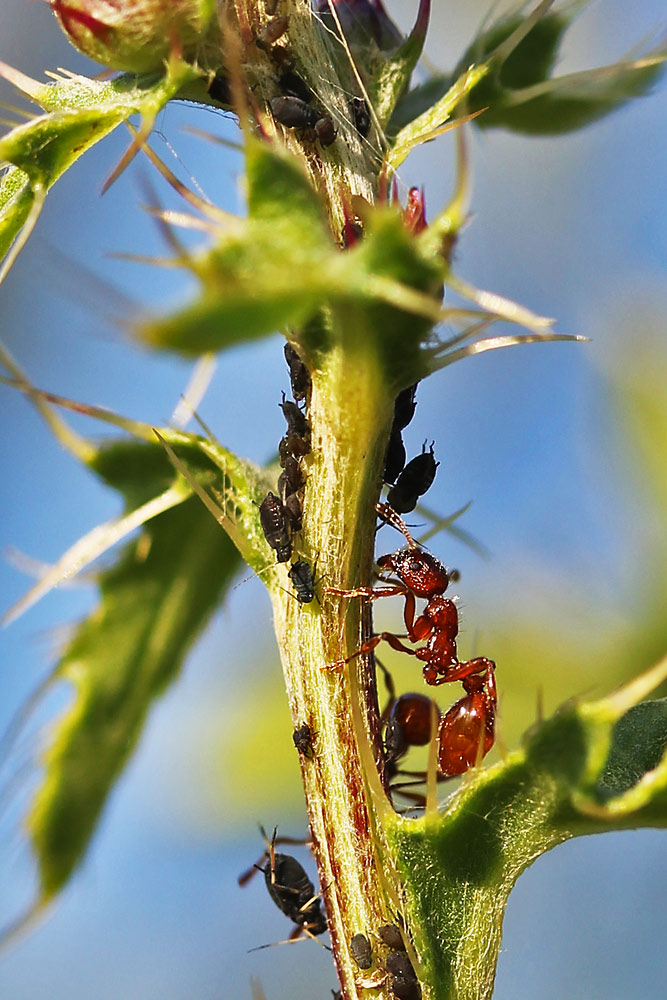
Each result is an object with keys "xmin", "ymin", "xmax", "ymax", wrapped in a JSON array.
[{"xmin": 268, "ymin": 341, "xmax": 399, "ymax": 998}]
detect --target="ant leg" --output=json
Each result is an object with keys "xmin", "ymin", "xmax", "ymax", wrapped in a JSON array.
[
  {"xmin": 325, "ymin": 631, "xmax": 415, "ymax": 671},
  {"xmin": 325, "ymin": 633, "xmax": 384, "ymax": 671},
  {"xmin": 325, "ymin": 585, "xmax": 407, "ymax": 601},
  {"xmin": 381, "ymin": 633, "xmax": 417, "ymax": 656},
  {"xmin": 401, "ymin": 592, "xmax": 433, "ymax": 642},
  {"xmin": 376, "ymin": 656, "xmax": 396, "ymax": 705},
  {"xmin": 427, "ymin": 657, "xmax": 495, "ymax": 687}
]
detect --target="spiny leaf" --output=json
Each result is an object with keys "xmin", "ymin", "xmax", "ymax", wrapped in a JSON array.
[
  {"xmin": 391, "ymin": 4, "xmax": 666, "ymax": 138},
  {"xmin": 26, "ymin": 439, "xmax": 244, "ymax": 899},
  {"xmin": 136, "ymin": 134, "xmax": 566, "ymax": 390},
  {"xmin": 385, "ymin": 656, "xmax": 667, "ymax": 1000},
  {"xmin": 139, "ymin": 139, "xmax": 339, "ymax": 353},
  {"xmin": 0, "ymin": 164, "xmax": 35, "ymax": 262},
  {"xmin": 597, "ymin": 700, "xmax": 667, "ymax": 801},
  {"xmin": 137, "ymin": 139, "xmax": 443, "ymax": 367},
  {"xmin": 475, "ymin": 47, "xmax": 667, "ymax": 135},
  {"xmin": 371, "ymin": 0, "xmax": 431, "ymax": 126},
  {"xmin": 0, "ymin": 59, "xmax": 200, "ymax": 278},
  {"xmin": 384, "ymin": 64, "xmax": 488, "ymax": 177}
]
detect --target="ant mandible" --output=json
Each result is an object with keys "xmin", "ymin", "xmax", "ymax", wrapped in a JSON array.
[{"xmin": 325, "ymin": 503, "xmax": 495, "ymax": 690}]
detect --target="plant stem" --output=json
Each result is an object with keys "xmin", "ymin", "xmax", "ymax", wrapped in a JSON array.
[{"xmin": 269, "ymin": 341, "xmax": 399, "ymax": 998}]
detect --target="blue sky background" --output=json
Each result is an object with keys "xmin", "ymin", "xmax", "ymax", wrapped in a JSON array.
[{"xmin": 0, "ymin": 1, "xmax": 666, "ymax": 998}]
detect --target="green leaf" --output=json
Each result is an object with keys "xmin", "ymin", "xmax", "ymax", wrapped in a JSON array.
[
  {"xmin": 391, "ymin": 6, "xmax": 666, "ymax": 137},
  {"xmin": 385, "ymin": 63, "xmax": 488, "ymax": 176},
  {"xmin": 384, "ymin": 658, "xmax": 667, "ymax": 1000},
  {"xmin": 371, "ymin": 0, "xmax": 430, "ymax": 126},
  {"xmin": 0, "ymin": 165, "xmax": 35, "ymax": 262},
  {"xmin": 137, "ymin": 139, "xmax": 447, "ymax": 372},
  {"xmin": 0, "ymin": 59, "xmax": 200, "ymax": 279},
  {"xmin": 475, "ymin": 48, "xmax": 667, "ymax": 135},
  {"xmin": 27, "ymin": 438, "xmax": 243, "ymax": 899},
  {"xmin": 139, "ymin": 139, "xmax": 339, "ymax": 353},
  {"xmin": 597, "ymin": 700, "xmax": 667, "ymax": 800}
]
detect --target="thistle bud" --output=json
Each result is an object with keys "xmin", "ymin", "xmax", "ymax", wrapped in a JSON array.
[
  {"xmin": 313, "ymin": 0, "xmax": 403, "ymax": 55},
  {"xmin": 403, "ymin": 188, "xmax": 427, "ymax": 235},
  {"xmin": 50, "ymin": 0, "xmax": 222, "ymax": 74}
]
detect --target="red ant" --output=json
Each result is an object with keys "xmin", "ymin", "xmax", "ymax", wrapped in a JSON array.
[
  {"xmin": 326, "ymin": 503, "xmax": 494, "ymax": 687},
  {"xmin": 325, "ymin": 503, "xmax": 497, "ymax": 775}
]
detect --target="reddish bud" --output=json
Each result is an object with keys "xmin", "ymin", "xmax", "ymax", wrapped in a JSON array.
[
  {"xmin": 50, "ymin": 0, "xmax": 222, "ymax": 73},
  {"xmin": 403, "ymin": 187, "xmax": 428, "ymax": 234}
]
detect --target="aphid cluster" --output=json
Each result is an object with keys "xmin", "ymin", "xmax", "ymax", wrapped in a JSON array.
[
  {"xmin": 383, "ymin": 385, "xmax": 439, "ymax": 515},
  {"xmin": 254, "ymin": 7, "xmax": 337, "ymax": 147},
  {"xmin": 259, "ymin": 343, "xmax": 318, "ymax": 604},
  {"xmin": 350, "ymin": 924, "xmax": 421, "ymax": 1000}
]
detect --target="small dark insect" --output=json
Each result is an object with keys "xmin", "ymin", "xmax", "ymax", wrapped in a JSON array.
[
  {"xmin": 288, "ymin": 559, "xmax": 316, "ymax": 603},
  {"xmin": 284, "ymin": 342, "xmax": 311, "ymax": 404},
  {"xmin": 386, "ymin": 442, "xmax": 438, "ymax": 515},
  {"xmin": 350, "ymin": 932, "xmax": 373, "ymax": 970},
  {"xmin": 259, "ymin": 491, "xmax": 292, "ymax": 563},
  {"xmin": 385, "ymin": 952, "xmax": 421, "ymax": 1000},
  {"xmin": 280, "ymin": 392, "xmax": 310, "ymax": 438},
  {"xmin": 383, "ymin": 383, "xmax": 418, "ymax": 484},
  {"xmin": 280, "ymin": 392, "xmax": 311, "ymax": 455},
  {"xmin": 279, "ymin": 70, "xmax": 314, "ymax": 104},
  {"xmin": 315, "ymin": 115, "xmax": 337, "ymax": 147},
  {"xmin": 283, "ymin": 492, "xmax": 303, "ymax": 533},
  {"xmin": 279, "ymin": 455, "xmax": 305, "ymax": 499},
  {"xmin": 383, "ymin": 427, "xmax": 406, "ymax": 484},
  {"xmin": 256, "ymin": 15, "xmax": 289, "ymax": 52},
  {"xmin": 392, "ymin": 383, "xmax": 419, "ymax": 433},
  {"xmin": 271, "ymin": 95, "xmax": 318, "ymax": 129},
  {"xmin": 348, "ymin": 96, "xmax": 371, "ymax": 138},
  {"xmin": 207, "ymin": 72, "xmax": 231, "ymax": 106},
  {"xmin": 378, "ymin": 924, "xmax": 405, "ymax": 951},
  {"xmin": 292, "ymin": 723, "xmax": 315, "ymax": 758},
  {"xmin": 280, "ymin": 429, "xmax": 311, "ymax": 458},
  {"xmin": 260, "ymin": 828, "xmax": 327, "ymax": 936}
]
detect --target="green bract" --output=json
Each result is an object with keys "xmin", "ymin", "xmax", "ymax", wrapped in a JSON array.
[{"xmin": 50, "ymin": 0, "xmax": 222, "ymax": 73}]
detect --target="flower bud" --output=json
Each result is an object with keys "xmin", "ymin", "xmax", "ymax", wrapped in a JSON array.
[
  {"xmin": 50, "ymin": 0, "xmax": 222, "ymax": 74},
  {"xmin": 313, "ymin": 0, "xmax": 403, "ymax": 55},
  {"xmin": 403, "ymin": 187, "xmax": 428, "ymax": 235}
]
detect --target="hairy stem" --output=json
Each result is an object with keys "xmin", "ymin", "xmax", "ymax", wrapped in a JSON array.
[{"xmin": 269, "ymin": 342, "xmax": 399, "ymax": 998}]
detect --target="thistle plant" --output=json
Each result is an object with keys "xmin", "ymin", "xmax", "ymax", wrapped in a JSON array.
[{"xmin": 1, "ymin": 2, "xmax": 666, "ymax": 999}]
